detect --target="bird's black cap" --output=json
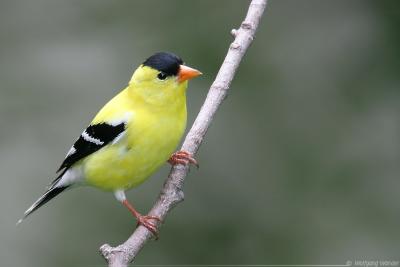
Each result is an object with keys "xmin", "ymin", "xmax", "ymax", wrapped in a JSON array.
[{"xmin": 142, "ymin": 52, "xmax": 184, "ymax": 77}]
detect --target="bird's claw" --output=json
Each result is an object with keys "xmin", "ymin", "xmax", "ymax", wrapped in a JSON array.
[
  {"xmin": 168, "ymin": 150, "xmax": 199, "ymax": 168},
  {"xmin": 136, "ymin": 214, "xmax": 161, "ymax": 239}
]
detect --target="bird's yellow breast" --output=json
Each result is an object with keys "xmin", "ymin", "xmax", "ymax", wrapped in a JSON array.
[{"xmin": 83, "ymin": 82, "xmax": 187, "ymax": 191}]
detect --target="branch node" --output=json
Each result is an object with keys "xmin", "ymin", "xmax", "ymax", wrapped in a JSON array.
[
  {"xmin": 230, "ymin": 29, "xmax": 238, "ymax": 37},
  {"xmin": 230, "ymin": 42, "xmax": 241, "ymax": 50},
  {"xmin": 212, "ymin": 83, "xmax": 227, "ymax": 91},
  {"xmin": 100, "ymin": 244, "xmax": 115, "ymax": 260},
  {"xmin": 241, "ymin": 21, "xmax": 253, "ymax": 30}
]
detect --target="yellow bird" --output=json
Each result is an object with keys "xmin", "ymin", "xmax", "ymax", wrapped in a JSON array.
[{"xmin": 18, "ymin": 52, "xmax": 201, "ymax": 235}]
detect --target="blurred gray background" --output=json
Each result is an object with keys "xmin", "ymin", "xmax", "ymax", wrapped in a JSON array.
[{"xmin": 1, "ymin": 0, "xmax": 399, "ymax": 266}]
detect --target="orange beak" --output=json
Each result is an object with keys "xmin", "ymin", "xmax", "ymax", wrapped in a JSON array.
[{"xmin": 178, "ymin": 65, "xmax": 202, "ymax": 83}]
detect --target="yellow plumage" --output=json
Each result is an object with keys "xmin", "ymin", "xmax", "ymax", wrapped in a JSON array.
[
  {"xmin": 19, "ymin": 52, "xmax": 201, "ymax": 232},
  {"xmin": 85, "ymin": 66, "xmax": 188, "ymax": 190}
]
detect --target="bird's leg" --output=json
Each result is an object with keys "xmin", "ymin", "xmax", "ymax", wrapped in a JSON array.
[
  {"xmin": 168, "ymin": 150, "xmax": 199, "ymax": 168},
  {"xmin": 122, "ymin": 199, "xmax": 161, "ymax": 238}
]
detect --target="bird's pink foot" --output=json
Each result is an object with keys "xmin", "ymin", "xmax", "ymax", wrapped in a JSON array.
[
  {"xmin": 122, "ymin": 200, "xmax": 161, "ymax": 238},
  {"xmin": 136, "ymin": 214, "xmax": 161, "ymax": 238},
  {"xmin": 168, "ymin": 150, "xmax": 199, "ymax": 168}
]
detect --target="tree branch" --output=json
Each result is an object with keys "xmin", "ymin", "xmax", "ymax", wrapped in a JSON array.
[{"xmin": 100, "ymin": 0, "xmax": 268, "ymax": 266}]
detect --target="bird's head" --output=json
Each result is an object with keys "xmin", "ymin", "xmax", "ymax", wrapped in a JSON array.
[{"xmin": 129, "ymin": 52, "xmax": 202, "ymax": 106}]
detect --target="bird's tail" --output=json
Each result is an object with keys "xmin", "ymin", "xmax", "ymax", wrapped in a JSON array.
[{"xmin": 17, "ymin": 185, "xmax": 68, "ymax": 225}]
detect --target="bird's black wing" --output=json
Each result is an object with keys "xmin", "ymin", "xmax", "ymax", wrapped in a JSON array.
[
  {"xmin": 17, "ymin": 122, "xmax": 127, "ymax": 224},
  {"xmin": 57, "ymin": 122, "xmax": 126, "ymax": 173}
]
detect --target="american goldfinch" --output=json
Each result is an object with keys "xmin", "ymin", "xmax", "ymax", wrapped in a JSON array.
[{"xmin": 18, "ymin": 52, "xmax": 201, "ymax": 235}]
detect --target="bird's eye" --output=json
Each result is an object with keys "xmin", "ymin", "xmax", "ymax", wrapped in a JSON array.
[{"xmin": 157, "ymin": 72, "xmax": 167, "ymax": 80}]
